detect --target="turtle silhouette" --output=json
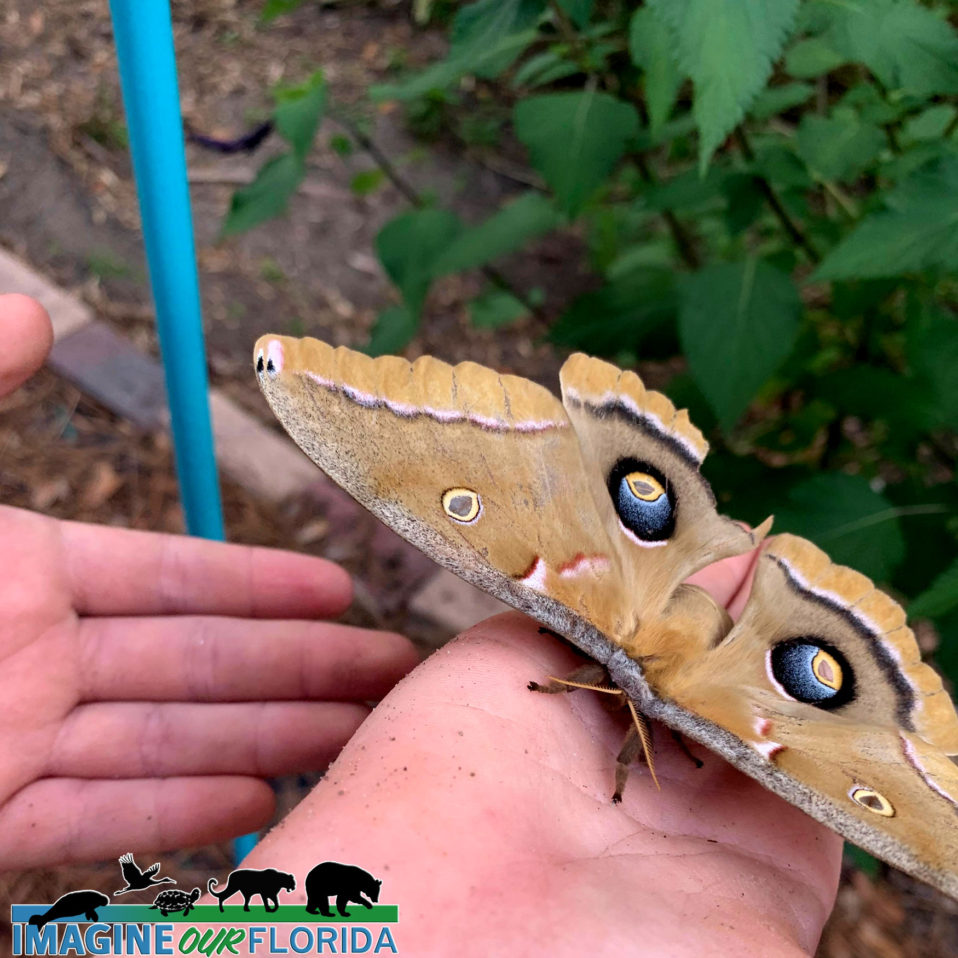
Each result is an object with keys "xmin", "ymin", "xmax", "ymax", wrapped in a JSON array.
[
  {"xmin": 114, "ymin": 853, "xmax": 176, "ymax": 895},
  {"xmin": 149, "ymin": 887, "xmax": 201, "ymax": 917},
  {"xmin": 28, "ymin": 890, "xmax": 110, "ymax": 928}
]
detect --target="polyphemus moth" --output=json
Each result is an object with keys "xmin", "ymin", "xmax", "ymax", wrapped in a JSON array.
[{"xmin": 254, "ymin": 334, "xmax": 958, "ymax": 901}]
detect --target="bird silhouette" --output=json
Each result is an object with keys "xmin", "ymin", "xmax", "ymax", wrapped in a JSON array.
[{"xmin": 114, "ymin": 853, "xmax": 177, "ymax": 896}]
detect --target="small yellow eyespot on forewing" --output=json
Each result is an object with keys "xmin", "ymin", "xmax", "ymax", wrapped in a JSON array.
[
  {"xmin": 625, "ymin": 472, "xmax": 665, "ymax": 502},
  {"xmin": 442, "ymin": 487, "xmax": 482, "ymax": 524},
  {"xmin": 811, "ymin": 648, "xmax": 843, "ymax": 691},
  {"xmin": 849, "ymin": 785, "xmax": 895, "ymax": 817}
]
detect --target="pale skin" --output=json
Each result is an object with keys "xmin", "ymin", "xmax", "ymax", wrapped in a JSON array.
[{"xmin": 2, "ymin": 293, "xmax": 841, "ymax": 954}]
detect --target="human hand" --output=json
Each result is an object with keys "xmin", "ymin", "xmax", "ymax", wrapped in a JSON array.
[
  {"xmin": 245, "ymin": 553, "xmax": 842, "ymax": 956},
  {"xmin": 0, "ymin": 294, "xmax": 419, "ymax": 869}
]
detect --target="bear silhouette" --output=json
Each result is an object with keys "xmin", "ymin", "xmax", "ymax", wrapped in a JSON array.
[
  {"xmin": 207, "ymin": 868, "xmax": 295, "ymax": 912},
  {"xmin": 305, "ymin": 861, "xmax": 382, "ymax": 918},
  {"xmin": 28, "ymin": 890, "xmax": 110, "ymax": 928}
]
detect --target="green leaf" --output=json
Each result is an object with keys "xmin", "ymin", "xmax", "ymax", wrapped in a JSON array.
[
  {"xmin": 911, "ymin": 558, "xmax": 958, "ymax": 619},
  {"xmin": 772, "ymin": 473, "xmax": 906, "ymax": 581},
  {"xmin": 748, "ymin": 82, "xmax": 814, "ymax": 120},
  {"xmin": 512, "ymin": 51, "xmax": 581, "ymax": 89},
  {"xmin": 372, "ymin": 0, "xmax": 546, "ymax": 100},
  {"xmin": 629, "ymin": 8, "xmax": 684, "ymax": 135},
  {"xmin": 273, "ymin": 71, "xmax": 327, "ymax": 160},
  {"xmin": 367, "ymin": 305, "xmax": 419, "ymax": 357},
  {"xmin": 514, "ymin": 91, "xmax": 639, "ymax": 216},
  {"xmin": 558, "ymin": 0, "xmax": 593, "ymax": 29},
  {"xmin": 221, "ymin": 153, "xmax": 304, "ymax": 236},
  {"xmin": 907, "ymin": 306, "xmax": 958, "ymax": 427},
  {"xmin": 647, "ymin": 0, "xmax": 800, "ymax": 171},
  {"xmin": 432, "ymin": 192, "xmax": 559, "ymax": 275},
  {"xmin": 796, "ymin": 113, "xmax": 885, "ymax": 181},
  {"xmin": 813, "ymin": 157, "xmax": 958, "ymax": 280},
  {"xmin": 550, "ymin": 268, "xmax": 677, "ymax": 355},
  {"xmin": 903, "ymin": 104, "xmax": 957, "ymax": 143},
  {"xmin": 470, "ymin": 289, "xmax": 529, "ymax": 328},
  {"xmin": 721, "ymin": 173, "xmax": 765, "ymax": 234},
  {"xmin": 642, "ymin": 166, "xmax": 726, "ymax": 213},
  {"xmin": 350, "ymin": 169, "xmax": 386, "ymax": 196},
  {"xmin": 261, "ymin": 0, "xmax": 307, "ymax": 22},
  {"xmin": 678, "ymin": 258, "xmax": 802, "ymax": 429},
  {"xmin": 809, "ymin": 0, "xmax": 958, "ymax": 97},
  {"xmin": 375, "ymin": 209, "xmax": 462, "ymax": 313},
  {"xmin": 784, "ymin": 37, "xmax": 845, "ymax": 78}
]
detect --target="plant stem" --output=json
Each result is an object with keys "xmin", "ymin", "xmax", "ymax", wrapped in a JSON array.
[
  {"xmin": 333, "ymin": 111, "xmax": 544, "ymax": 319},
  {"xmin": 733, "ymin": 128, "xmax": 820, "ymax": 264},
  {"xmin": 549, "ymin": 0, "xmax": 592, "ymax": 74},
  {"xmin": 632, "ymin": 153, "xmax": 702, "ymax": 269}
]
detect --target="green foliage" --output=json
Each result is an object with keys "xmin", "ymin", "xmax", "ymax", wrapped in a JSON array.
[
  {"xmin": 678, "ymin": 259, "xmax": 802, "ymax": 429},
  {"xmin": 514, "ymin": 91, "xmax": 639, "ymax": 215},
  {"xmin": 242, "ymin": 0, "xmax": 958, "ymax": 683},
  {"xmin": 647, "ymin": 0, "xmax": 800, "ymax": 170}
]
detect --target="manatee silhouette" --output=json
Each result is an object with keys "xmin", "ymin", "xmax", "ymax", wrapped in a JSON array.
[{"xmin": 28, "ymin": 890, "xmax": 110, "ymax": 928}]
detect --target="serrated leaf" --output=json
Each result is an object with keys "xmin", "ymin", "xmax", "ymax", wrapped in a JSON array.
[
  {"xmin": 785, "ymin": 37, "xmax": 845, "ymax": 78},
  {"xmin": 678, "ymin": 258, "xmax": 802, "ymax": 428},
  {"xmin": 813, "ymin": 157, "xmax": 958, "ymax": 280},
  {"xmin": 550, "ymin": 268, "xmax": 677, "ymax": 355},
  {"xmin": 772, "ymin": 473, "xmax": 906, "ymax": 581},
  {"xmin": 273, "ymin": 71, "xmax": 326, "ymax": 160},
  {"xmin": 514, "ymin": 91, "xmax": 639, "ymax": 216},
  {"xmin": 796, "ymin": 113, "xmax": 885, "ymax": 181},
  {"xmin": 367, "ymin": 305, "xmax": 419, "ymax": 357},
  {"xmin": 911, "ymin": 558, "xmax": 958, "ymax": 619},
  {"xmin": 809, "ymin": 0, "xmax": 958, "ymax": 97},
  {"xmin": 221, "ymin": 152, "xmax": 304, "ymax": 236},
  {"xmin": 375, "ymin": 209, "xmax": 462, "ymax": 313},
  {"xmin": 372, "ymin": 0, "xmax": 545, "ymax": 100},
  {"xmin": 629, "ymin": 8, "xmax": 683, "ymax": 135},
  {"xmin": 432, "ymin": 192, "xmax": 559, "ymax": 275},
  {"xmin": 647, "ymin": 0, "xmax": 800, "ymax": 172},
  {"xmin": 470, "ymin": 289, "xmax": 529, "ymax": 328}
]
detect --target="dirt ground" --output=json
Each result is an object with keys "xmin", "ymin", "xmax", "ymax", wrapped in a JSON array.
[{"xmin": 1, "ymin": 1, "xmax": 957, "ymax": 954}]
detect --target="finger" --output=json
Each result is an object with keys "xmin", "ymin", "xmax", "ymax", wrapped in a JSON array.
[
  {"xmin": 685, "ymin": 548, "xmax": 757, "ymax": 611},
  {"xmin": 0, "ymin": 776, "xmax": 273, "ymax": 870},
  {"xmin": 78, "ymin": 616, "xmax": 419, "ymax": 702},
  {"xmin": 46, "ymin": 701, "xmax": 369, "ymax": 778},
  {"xmin": 59, "ymin": 521, "xmax": 353, "ymax": 617},
  {"xmin": 0, "ymin": 294, "xmax": 53, "ymax": 397}
]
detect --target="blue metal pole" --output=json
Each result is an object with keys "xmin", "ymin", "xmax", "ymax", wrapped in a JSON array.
[{"xmin": 108, "ymin": 0, "xmax": 257, "ymax": 863}]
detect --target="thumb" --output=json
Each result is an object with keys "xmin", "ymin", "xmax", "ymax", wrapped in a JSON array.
[{"xmin": 0, "ymin": 295, "xmax": 54, "ymax": 398}]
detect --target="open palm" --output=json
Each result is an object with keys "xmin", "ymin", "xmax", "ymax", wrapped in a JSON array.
[
  {"xmin": 248, "ymin": 561, "xmax": 842, "ymax": 956},
  {"xmin": 0, "ymin": 295, "xmax": 418, "ymax": 868}
]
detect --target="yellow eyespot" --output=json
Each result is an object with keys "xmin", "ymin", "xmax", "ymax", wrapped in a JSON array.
[
  {"xmin": 442, "ymin": 487, "xmax": 481, "ymax": 524},
  {"xmin": 849, "ymin": 785, "xmax": 895, "ymax": 817},
  {"xmin": 811, "ymin": 649, "xmax": 843, "ymax": 691},
  {"xmin": 626, "ymin": 472, "xmax": 665, "ymax": 502}
]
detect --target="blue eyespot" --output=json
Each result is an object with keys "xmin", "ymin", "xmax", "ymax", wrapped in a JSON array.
[
  {"xmin": 608, "ymin": 459, "xmax": 675, "ymax": 542},
  {"xmin": 769, "ymin": 640, "xmax": 854, "ymax": 709}
]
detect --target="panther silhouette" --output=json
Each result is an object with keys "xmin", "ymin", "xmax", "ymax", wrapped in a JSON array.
[{"xmin": 207, "ymin": 868, "xmax": 295, "ymax": 912}]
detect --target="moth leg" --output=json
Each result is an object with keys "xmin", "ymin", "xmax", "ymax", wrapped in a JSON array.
[
  {"xmin": 670, "ymin": 729, "xmax": 704, "ymax": 769},
  {"xmin": 612, "ymin": 702, "xmax": 660, "ymax": 803},
  {"xmin": 528, "ymin": 662, "xmax": 620, "ymax": 695}
]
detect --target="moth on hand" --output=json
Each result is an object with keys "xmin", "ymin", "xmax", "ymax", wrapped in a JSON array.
[{"xmin": 255, "ymin": 334, "xmax": 958, "ymax": 901}]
